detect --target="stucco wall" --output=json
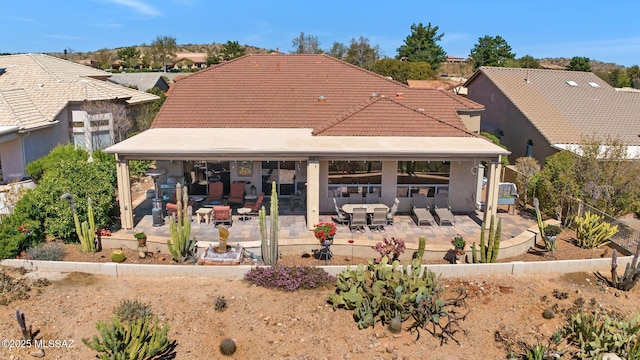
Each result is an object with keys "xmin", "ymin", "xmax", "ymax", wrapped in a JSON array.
[
  {"xmin": 467, "ymin": 74, "xmax": 555, "ymax": 165},
  {"xmin": 448, "ymin": 160, "xmax": 478, "ymax": 212},
  {"xmin": 0, "ymin": 138, "xmax": 25, "ymax": 181}
]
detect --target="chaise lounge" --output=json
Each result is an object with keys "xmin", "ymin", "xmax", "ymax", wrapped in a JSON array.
[
  {"xmin": 410, "ymin": 194, "xmax": 434, "ymax": 226},
  {"xmin": 432, "ymin": 191, "xmax": 455, "ymax": 226}
]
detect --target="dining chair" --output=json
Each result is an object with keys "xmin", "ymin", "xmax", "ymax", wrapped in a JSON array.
[
  {"xmin": 349, "ymin": 207, "xmax": 367, "ymax": 232},
  {"xmin": 369, "ymin": 207, "xmax": 387, "ymax": 231}
]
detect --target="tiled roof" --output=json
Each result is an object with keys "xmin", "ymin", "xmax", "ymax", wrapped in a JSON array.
[
  {"xmin": 0, "ymin": 54, "xmax": 159, "ymax": 130},
  {"xmin": 313, "ymin": 96, "xmax": 477, "ymax": 137},
  {"xmin": 152, "ymin": 54, "xmax": 483, "ymax": 135},
  {"xmin": 107, "ymin": 73, "xmax": 169, "ymax": 92},
  {"xmin": 466, "ymin": 67, "xmax": 640, "ymax": 146}
]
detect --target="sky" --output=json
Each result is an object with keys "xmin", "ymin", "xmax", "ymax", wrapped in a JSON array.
[{"xmin": 2, "ymin": 0, "xmax": 639, "ymax": 67}]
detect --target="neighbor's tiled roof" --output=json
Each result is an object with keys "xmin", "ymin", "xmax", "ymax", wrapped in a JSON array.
[
  {"xmin": 152, "ymin": 54, "xmax": 483, "ymax": 136},
  {"xmin": 0, "ymin": 54, "xmax": 159, "ymax": 130},
  {"xmin": 108, "ymin": 73, "xmax": 168, "ymax": 92},
  {"xmin": 466, "ymin": 67, "xmax": 640, "ymax": 145}
]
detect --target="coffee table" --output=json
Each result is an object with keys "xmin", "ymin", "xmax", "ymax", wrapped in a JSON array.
[{"xmin": 237, "ymin": 207, "xmax": 251, "ymax": 221}]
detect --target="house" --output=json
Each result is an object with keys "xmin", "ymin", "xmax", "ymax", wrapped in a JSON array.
[
  {"xmin": 105, "ymin": 54, "xmax": 509, "ymax": 230},
  {"xmin": 107, "ymin": 73, "xmax": 170, "ymax": 92},
  {"xmin": 0, "ymin": 54, "xmax": 159, "ymax": 182},
  {"xmin": 465, "ymin": 67, "xmax": 640, "ymax": 164}
]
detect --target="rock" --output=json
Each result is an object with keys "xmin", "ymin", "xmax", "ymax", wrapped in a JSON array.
[{"xmin": 30, "ymin": 349, "xmax": 45, "ymax": 358}]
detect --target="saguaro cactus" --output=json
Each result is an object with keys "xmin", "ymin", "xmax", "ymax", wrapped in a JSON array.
[
  {"xmin": 471, "ymin": 215, "xmax": 501, "ymax": 263},
  {"xmin": 259, "ymin": 181, "xmax": 279, "ymax": 265},
  {"xmin": 167, "ymin": 183, "xmax": 195, "ymax": 262}
]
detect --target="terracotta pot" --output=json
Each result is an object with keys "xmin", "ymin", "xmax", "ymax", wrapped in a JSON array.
[{"xmin": 137, "ymin": 238, "xmax": 147, "ymax": 247}]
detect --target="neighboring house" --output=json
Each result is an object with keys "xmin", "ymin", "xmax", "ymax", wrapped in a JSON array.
[
  {"xmin": 107, "ymin": 73, "xmax": 170, "ymax": 92},
  {"xmin": 407, "ymin": 79, "xmax": 468, "ymax": 96},
  {"xmin": 0, "ymin": 54, "xmax": 159, "ymax": 182},
  {"xmin": 106, "ymin": 54, "xmax": 509, "ymax": 230},
  {"xmin": 465, "ymin": 67, "xmax": 640, "ymax": 164},
  {"xmin": 172, "ymin": 52, "xmax": 208, "ymax": 70}
]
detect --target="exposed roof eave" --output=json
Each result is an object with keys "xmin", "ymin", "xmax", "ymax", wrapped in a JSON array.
[{"xmin": 106, "ymin": 128, "xmax": 509, "ymax": 161}]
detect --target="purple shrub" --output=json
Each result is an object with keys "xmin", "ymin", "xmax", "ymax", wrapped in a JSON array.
[{"xmin": 244, "ymin": 266, "xmax": 336, "ymax": 291}]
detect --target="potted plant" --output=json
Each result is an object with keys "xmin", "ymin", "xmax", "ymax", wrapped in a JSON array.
[
  {"xmin": 452, "ymin": 235, "xmax": 466, "ymax": 254},
  {"xmin": 134, "ymin": 232, "xmax": 147, "ymax": 247},
  {"xmin": 544, "ymin": 224, "xmax": 562, "ymax": 242},
  {"xmin": 314, "ymin": 222, "xmax": 337, "ymax": 246}
]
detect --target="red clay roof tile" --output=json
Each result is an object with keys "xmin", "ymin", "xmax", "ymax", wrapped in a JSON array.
[{"xmin": 152, "ymin": 54, "xmax": 483, "ymax": 136}]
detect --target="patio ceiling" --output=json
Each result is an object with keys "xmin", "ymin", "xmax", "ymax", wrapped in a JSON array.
[{"xmin": 105, "ymin": 128, "xmax": 509, "ymax": 161}]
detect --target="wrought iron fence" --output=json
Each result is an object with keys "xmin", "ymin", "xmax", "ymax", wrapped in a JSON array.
[{"xmin": 566, "ymin": 198, "xmax": 640, "ymax": 254}]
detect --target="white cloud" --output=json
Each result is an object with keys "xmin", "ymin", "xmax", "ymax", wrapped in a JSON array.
[
  {"xmin": 106, "ymin": 0, "xmax": 161, "ymax": 16},
  {"xmin": 44, "ymin": 34, "xmax": 84, "ymax": 40}
]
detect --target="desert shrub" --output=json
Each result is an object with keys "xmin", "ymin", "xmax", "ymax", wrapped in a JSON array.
[
  {"xmin": 0, "ymin": 212, "xmax": 43, "ymax": 259},
  {"xmin": 113, "ymin": 299, "xmax": 153, "ymax": 322},
  {"xmin": 82, "ymin": 316, "xmax": 171, "ymax": 359},
  {"xmin": 24, "ymin": 242, "xmax": 65, "ymax": 261},
  {"xmin": 214, "ymin": 296, "xmax": 227, "ymax": 311},
  {"xmin": 0, "ymin": 272, "xmax": 31, "ymax": 306},
  {"xmin": 244, "ymin": 265, "xmax": 336, "ymax": 291}
]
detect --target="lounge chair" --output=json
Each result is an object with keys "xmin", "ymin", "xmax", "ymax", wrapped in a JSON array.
[
  {"xmin": 349, "ymin": 207, "xmax": 367, "ymax": 233},
  {"xmin": 206, "ymin": 182, "xmax": 224, "ymax": 202},
  {"xmin": 411, "ymin": 205, "xmax": 435, "ymax": 226},
  {"xmin": 433, "ymin": 192, "xmax": 455, "ymax": 226},
  {"xmin": 228, "ymin": 182, "xmax": 245, "ymax": 206},
  {"xmin": 212, "ymin": 205, "xmax": 233, "ymax": 226},
  {"xmin": 333, "ymin": 198, "xmax": 349, "ymax": 225},
  {"xmin": 411, "ymin": 194, "xmax": 434, "ymax": 226},
  {"xmin": 369, "ymin": 207, "xmax": 387, "ymax": 231},
  {"xmin": 245, "ymin": 192, "xmax": 265, "ymax": 213},
  {"xmin": 387, "ymin": 198, "xmax": 400, "ymax": 225}
]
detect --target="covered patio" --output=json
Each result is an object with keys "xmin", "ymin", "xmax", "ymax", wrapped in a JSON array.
[{"xmin": 107, "ymin": 191, "xmax": 538, "ymax": 262}]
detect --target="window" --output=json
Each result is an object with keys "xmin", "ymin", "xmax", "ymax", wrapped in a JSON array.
[
  {"xmin": 328, "ymin": 161, "xmax": 382, "ymax": 198},
  {"xmin": 70, "ymin": 111, "xmax": 114, "ymax": 150},
  {"xmin": 526, "ymin": 140, "xmax": 534, "ymax": 157},
  {"xmin": 396, "ymin": 161, "xmax": 449, "ymax": 198}
]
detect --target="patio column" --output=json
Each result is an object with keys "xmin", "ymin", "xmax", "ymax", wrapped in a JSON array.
[
  {"xmin": 116, "ymin": 154, "xmax": 134, "ymax": 230},
  {"xmin": 306, "ymin": 159, "xmax": 320, "ymax": 230},
  {"xmin": 483, "ymin": 158, "xmax": 501, "ymax": 229}
]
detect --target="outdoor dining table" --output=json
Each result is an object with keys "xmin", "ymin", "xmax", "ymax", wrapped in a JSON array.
[{"xmin": 341, "ymin": 204, "xmax": 389, "ymax": 214}]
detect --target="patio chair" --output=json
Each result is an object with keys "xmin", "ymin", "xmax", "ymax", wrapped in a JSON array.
[
  {"xmin": 333, "ymin": 197, "xmax": 349, "ymax": 225},
  {"xmin": 432, "ymin": 192, "xmax": 455, "ymax": 226},
  {"xmin": 245, "ymin": 192, "xmax": 265, "ymax": 213},
  {"xmin": 387, "ymin": 198, "xmax": 400, "ymax": 225},
  {"xmin": 349, "ymin": 207, "xmax": 367, "ymax": 233},
  {"xmin": 206, "ymin": 181, "xmax": 224, "ymax": 202},
  {"xmin": 212, "ymin": 205, "xmax": 233, "ymax": 226},
  {"xmin": 228, "ymin": 182, "xmax": 245, "ymax": 206},
  {"xmin": 369, "ymin": 207, "xmax": 387, "ymax": 231},
  {"xmin": 411, "ymin": 194, "xmax": 434, "ymax": 226}
]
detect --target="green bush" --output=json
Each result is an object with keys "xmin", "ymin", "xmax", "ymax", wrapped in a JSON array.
[
  {"xmin": 0, "ymin": 211, "xmax": 43, "ymax": 259},
  {"xmin": 18, "ymin": 159, "xmax": 117, "ymax": 242},
  {"xmin": 128, "ymin": 160, "xmax": 153, "ymax": 178},
  {"xmin": 25, "ymin": 144, "xmax": 88, "ymax": 182}
]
